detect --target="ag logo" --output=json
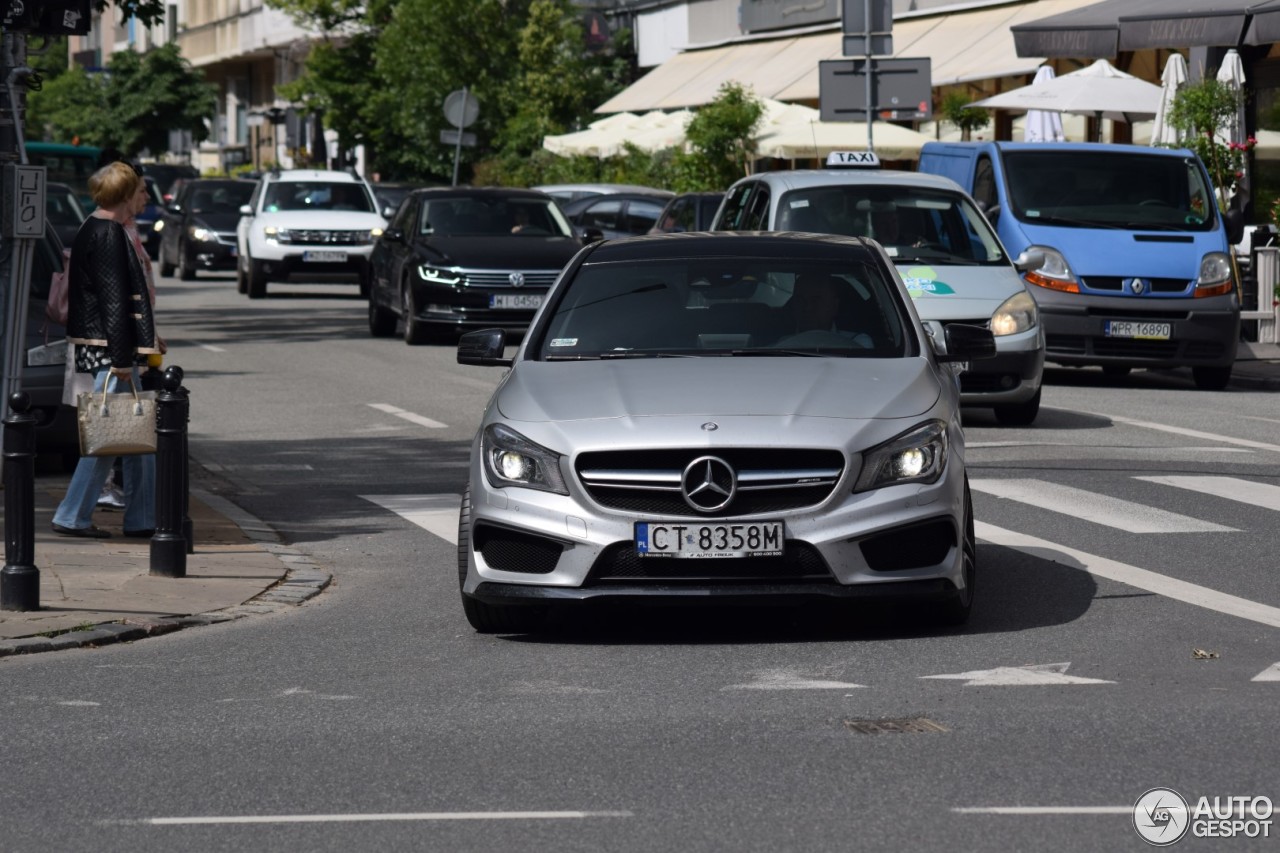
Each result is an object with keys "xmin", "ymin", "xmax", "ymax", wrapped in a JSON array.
[{"xmin": 1133, "ymin": 788, "xmax": 1190, "ymax": 845}]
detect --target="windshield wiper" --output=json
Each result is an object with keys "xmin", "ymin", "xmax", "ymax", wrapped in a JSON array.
[
  {"xmin": 598, "ymin": 351, "xmax": 696, "ymax": 359},
  {"xmin": 894, "ymin": 255, "xmax": 981, "ymax": 266},
  {"xmin": 1024, "ymin": 214, "xmax": 1123, "ymax": 230},
  {"xmin": 728, "ymin": 348, "xmax": 832, "ymax": 358}
]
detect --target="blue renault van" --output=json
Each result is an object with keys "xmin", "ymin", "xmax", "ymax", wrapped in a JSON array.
[{"xmin": 918, "ymin": 142, "xmax": 1242, "ymax": 389}]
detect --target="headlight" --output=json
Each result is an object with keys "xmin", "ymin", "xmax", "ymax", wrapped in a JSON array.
[
  {"xmin": 854, "ymin": 420, "xmax": 948, "ymax": 493},
  {"xmin": 370, "ymin": 227, "xmax": 384, "ymax": 238},
  {"xmin": 1195, "ymin": 252, "xmax": 1234, "ymax": 297},
  {"xmin": 153, "ymin": 220, "xmax": 165, "ymax": 232},
  {"xmin": 188, "ymin": 226, "xmax": 216, "ymax": 242},
  {"xmin": 1022, "ymin": 245, "xmax": 1079, "ymax": 293},
  {"xmin": 482, "ymin": 424, "xmax": 568, "ymax": 494},
  {"xmin": 264, "ymin": 226, "xmax": 291, "ymax": 243},
  {"xmin": 418, "ymin": 265, "xmax": 463, "ymax": 285},
  {"xmin": 989, "ymin": 289, "xmax": 1038, "ymax": 336},
  {"xmin": 27, "ymin": 339, "xmax": 67, "ymax": 367}
]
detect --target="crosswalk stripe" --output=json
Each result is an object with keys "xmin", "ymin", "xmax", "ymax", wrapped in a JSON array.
[
  {"xmin": 1135, "ymin": 476, "xmax": 1280, "ymax": 513},
  {"xmin": 367, "ymin": 403, "xmax": 447, "ymax": 429},
  {"xmin": 1079, "ymin": 411, "xmax": 1280, "ymax": 453},
  {"xmin": 970, "ymin": 479, "xmax": 1236, "ymax": 533},
  {"xmin": 976, "ymin": 521, "xmax": 1280, "ymax": 628},
  {"xmin": 361, "ymin": 495, "xmax": 459, "ymax": 544}
]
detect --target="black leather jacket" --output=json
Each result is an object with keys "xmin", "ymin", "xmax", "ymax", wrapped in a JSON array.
[{"xmin": 66, "ymin": 216, "xmax": 158, "ymax": 369}]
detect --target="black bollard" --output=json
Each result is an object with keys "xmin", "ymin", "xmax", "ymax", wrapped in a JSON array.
[
  {"xmin": 181, "ymin": 384, "xmax": 193, "ymax": 554},
  {"xmin": 2, "ymin": 392, "xmax": 40, "ymax": 611},
  {"xmin": 150, "ymin": 366, "xmax": 187, "ymax": 578}
]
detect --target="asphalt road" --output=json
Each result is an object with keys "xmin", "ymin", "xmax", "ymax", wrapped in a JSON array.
[{"xmin": 2, "ymin": 273, "xmax": 1276, "ymax": 853}]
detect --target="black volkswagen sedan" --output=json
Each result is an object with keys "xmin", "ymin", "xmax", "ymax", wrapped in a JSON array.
[
  {"xmin": 156, "ymin": 178, "xmax": 255, "ymax": 279},
  {"xmin": 368, "ymin": 188, "xmax": 591, "ymax": 344}
]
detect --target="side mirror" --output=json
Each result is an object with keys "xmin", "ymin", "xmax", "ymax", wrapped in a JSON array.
[
  {"xmin": 383, "ymin": 227, "xmax": 404, "ymax": 242},
  {"xmin": 1013, "ymin": 249, "xmax": 1045, "ymax": 273},
  {"xmin": 1223, "ymin": 207, "xmax": 1245, "ymax": 247},
  {"xmin": 937, "ymin": 323, "xmax": 996, "ymax": 363},
  {"xmin": 239, "ymin": 204, "xmax": 253, "ymax": 216},
  {"xmin": 457, "ymin": 328, "xmax": 512, "ymax": 367},
  {"xmin": 984, "ymin": 204, "xmax": 1001, "ymax": 226},
  {"xmin": 581, "ymin": 227, "xmax": 604, "ymax": 244},
  {"xmin": 167, "ymin": 203, "xmax": 183, "ymax": 214},
  {"xmin": 382, "ymin": 206, "xmax": 396, "ymax": 219}
]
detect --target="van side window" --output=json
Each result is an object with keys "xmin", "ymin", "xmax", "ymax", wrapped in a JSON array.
[
  {"xmin": 717, "ymin": 183, "xmax": 755, "ymax": 230},
  {"xmin": 743, "ymin": 185, "xmax": 772, "ymax": 230},
  {"xmin": 973, "ymin": 156, "xmax": 997, "ymax": 211}
]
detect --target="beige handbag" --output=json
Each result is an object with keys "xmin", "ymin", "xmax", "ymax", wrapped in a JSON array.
[{"xmin": 76, "ymin": 382, "xmax": 157, "ymax": 456}]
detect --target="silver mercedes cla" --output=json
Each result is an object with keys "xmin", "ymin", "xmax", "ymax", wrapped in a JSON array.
[{"xmin": 456, "ymin": 232, "xmax": 995, "ymax": 633}]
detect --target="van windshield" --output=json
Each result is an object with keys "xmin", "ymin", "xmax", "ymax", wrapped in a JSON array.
[{"xmin": 1003, "ymin": 151, "xmax": 1217, "ymax": 232}]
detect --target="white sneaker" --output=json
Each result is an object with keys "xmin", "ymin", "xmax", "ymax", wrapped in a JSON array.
[{"xmin": 97, "ymin": 483, "xmax": 126, "ymax": 510}]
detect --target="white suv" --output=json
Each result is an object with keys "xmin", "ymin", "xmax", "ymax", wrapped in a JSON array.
[{"xmin": 235, "ymin": 169, "xmax": 387, "ymax": 299}]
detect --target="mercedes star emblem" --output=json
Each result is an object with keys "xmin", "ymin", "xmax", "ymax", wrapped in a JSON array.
[{"xmin": 681, "ymin": 456, "xmax": 736, "ymax": 513}]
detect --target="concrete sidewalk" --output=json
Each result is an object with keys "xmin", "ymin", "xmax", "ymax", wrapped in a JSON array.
[{"xmin": 0, "ymin": 473, "xmax": 330, "ymax": 656}]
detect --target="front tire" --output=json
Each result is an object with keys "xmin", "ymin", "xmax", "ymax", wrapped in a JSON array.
[
  {"xmin": 402, "ymin": 284, "xmax": 427, "ymax": 345},
  {"xmin": 993, "ymin": 388, "xmax": 1040, "ymax": 426},
  {"xmin": 457, "ymin": 485, "xmax": 548, "ymax": 633},
  {"xmin": 933, "ymin": 477, "xmax": 975, "ymax": 627},
  {"xmin": 235, "ymin": 256, "xmax": 247, "ymax": 293},
  {"xmin": 247, "ymin": 259, "xmax": 268, "ymax": 299},
  {"xmin": 369, "ymin": 292, "xmax": 396, "ymax": 337},
  {"xmin": 158, "ymin": 241, "xmax": 176, "ymax": 278},
  {"xmin": 178, "ymin": 242, "xmax": 197, "ymax": 280},
  {"xmin": 1192, "ymin": 364, "xmax": 1232, "ymax": 390}
]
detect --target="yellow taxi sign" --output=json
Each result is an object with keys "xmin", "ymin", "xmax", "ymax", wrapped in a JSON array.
[{"xmin": 826, "ymin": 150, "xmax": 881, "ymax": 168}]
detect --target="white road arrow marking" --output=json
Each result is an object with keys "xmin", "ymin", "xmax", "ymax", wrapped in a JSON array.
[
  {"xmin": 362, "ymin": 494, "xmax": 460, "ymax": 544},
  {"xmin": 1251, "ymin": 663, "xmax": 1280, "ymax": 682},
  {"xmin": 921, "ymin": 662, "xmax": 1113, "ymax": 686},
  {"xmin": 725, "ymin": 669, "xmax": 866, "ymax": 690}
]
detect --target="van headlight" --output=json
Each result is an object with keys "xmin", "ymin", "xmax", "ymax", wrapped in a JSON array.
[
  {"xmin": 1021, "ymin": 245, "xmax": 1079, "ymax": 293},
  {"xmin": 1195, "ymin": 252, "xmax": 1234, "ymax": 297},
  {"xmin": 854, "ymin": 421, "xmax": 948, "ymax": 492},
  {"xmin": 989, "ymin": 290, "xmax": 1038, "ymax": 336},
  {"xmin": 483, "ymin": 424, "xmax": 568, "ymax": 494}
]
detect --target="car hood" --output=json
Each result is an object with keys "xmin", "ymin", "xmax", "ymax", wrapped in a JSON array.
[
  {"xmin": 1013, "ymin": 221, "xmax": 1223, "ymax": 278},
  {"xmin": 496, "ymin": 357, "xmax": 941, "ymax": 423},
  {"xmin": 191, "ymin": 211, "xmax": 242, "ymax": 232},
  {"xmin": 894, "ymin": 262, "xmax": 1024, "ymax": 321},
  {"xmin": 254, "ymin": 209, "xmax": 387, "ymax": 228},
  {"xmin": 414, "ymin": 235, "xmax": 582, "ymax": 269}
]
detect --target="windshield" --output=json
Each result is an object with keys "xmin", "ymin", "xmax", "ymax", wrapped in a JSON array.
[
  {"xmin": 776, "ymin": 185, "xmax": 1006, "ymax": 265},
  {"xmin": 188, "ymin": 182, "xmax": 255, "ymax": 213},
  {"xmin": 264, "ymin": 181, "xmax": 375, "ymax": 213},
  {"xmin": 534, "ymin": 256, "xmax": 909, "ymax": 359},
  {"xmin": 420, "ymin": 197, "xmax": 573, "ymax": 238},
  {"xmin": 1003, "ymin": 151, "xmax": 1217, "ymax": 231}
]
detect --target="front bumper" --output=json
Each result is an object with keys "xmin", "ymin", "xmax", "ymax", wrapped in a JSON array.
[
  {"xmin": 257, "ymin": 253, "xmax": 371, "ymax": 283},
  {"xmin": 1032, "ymin": 288, "xmax": 1239, "ymax": 368},
  {"xmin": 411, "ymin": 280, "xmax": 548, "ymax": 332},
  {"xmin": 957, "ymin": 326, "xmax": 1043, "ymax": 406},
  {"xmin": 189, "ymin": 240, "xmax": 238, "ymax": 271}
]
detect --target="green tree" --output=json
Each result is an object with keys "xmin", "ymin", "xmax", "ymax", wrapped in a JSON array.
[
  {"xmin": 102, "ymin": 43, "xmax": 217, "ymax": 155},
  {"xmin": 1167, "ymin": 77, "xmax": 1245, "ymax": 209},
  {"xmin": 27, "ymin": 65, "xmax": 110, "ymax": 144},
  {"xmin": 680, "ymin": 82, "xmax": 764, "ymax": 190},
  {"xmin": 939, "ymin": 90, "xmax": 989, "ymax": 141}
]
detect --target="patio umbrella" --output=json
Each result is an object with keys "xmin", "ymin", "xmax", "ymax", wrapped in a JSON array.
[
  {"xmin": 1024, "ymin": 66, "xmax": 1065, "ymax": 143},
  {"xmin": 969, "ymin": 59, "xmax": 1163, "ymax": 141},
  {"xmin": 1150, "ymin": 53, "xmax": 1188, "ymax": 148},
  {"xmin": 754, "ymin": 120, "xmax": 930, "ymax": 161},
  {"xmin": 1215, "ymin": 49, "xmax": 1246, "ymax": 148}
]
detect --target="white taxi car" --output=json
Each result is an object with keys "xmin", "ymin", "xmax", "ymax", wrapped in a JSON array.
[{"xmin": 235, "ymin": 168, "xmax": 386, "ymax": 299}]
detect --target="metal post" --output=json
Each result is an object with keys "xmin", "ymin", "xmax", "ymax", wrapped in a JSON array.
[
  {"xmin": 181, "ymin": 383, "xmax": 193, "ymax": 553},
  {"xmin": 864, "ymin": 2, "xmax": 874, "ymax": 153},
  {"xmin": 2, "ymin": 391, "xmax": 39, "ymax": 610},
  {"xmin": 452, "ymin": 87, "xmax": 468, "ymax": 188},
  {"xmin": 150, "ymin": 366, "xmax": 187, "ymax": 578}
]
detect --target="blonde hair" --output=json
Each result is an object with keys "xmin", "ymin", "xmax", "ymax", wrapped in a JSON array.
[{"xmin": 88, "ymin": 161, "xmax": 141, "ymax": 208}]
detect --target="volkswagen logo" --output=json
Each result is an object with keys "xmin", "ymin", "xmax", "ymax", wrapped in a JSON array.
[
  {"xmin": 1131, "ymin": 278, "xmax": 1147, "ymax": 295},
  {"xmin": 681, "ymin": 456, "xmax": 736, "ymax": 513},
  {"xmin": 509, "ymin": 272, "xmax": 525, "ymax": 288}
]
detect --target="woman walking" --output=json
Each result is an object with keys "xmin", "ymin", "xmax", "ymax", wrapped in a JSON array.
[{"xmin": 51, "ymin": 161, "xmax": 161, "ymax": 538}]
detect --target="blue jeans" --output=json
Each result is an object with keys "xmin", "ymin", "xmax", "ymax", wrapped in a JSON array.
[{"xmin": 52, "ymin": 367, "xmax": 156, "ymax": 532}]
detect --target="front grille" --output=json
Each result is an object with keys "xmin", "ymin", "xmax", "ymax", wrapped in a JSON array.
[
  {"xmin": 1082, "ymin": 277, "xmax": 1192, "ymax": 294},
  {"xmin": 460, "ymin": 270, "xmax": 561, "ymax": 289},
  {"xmin": 1085, "ymin": 308, "xmax": 1190, "ymax": 320},
  {"xmin": 284, "ymin": 229, "xmax": 371, "ymax": 245},
  {"xmin": 859, "ymin": 519, "xmax": 956, "ymax": 571},
  {"xmin": 1045, "ymin": 334, "xmax": 1088, "ymax": 355},
  {"xmin": 587, "ymin": 540, "xmax": 833, "ymax": 584},
  {"xmin": 577, "ymin": 448, "xmax": 845, "ymax": 517},
  {"xmin": 1092, "ymin": 339, "xmax": 1179, "ymax": 358},
  {"xmin": 474, "ymin": 524, "xmax": 563, "ymax": 574}
]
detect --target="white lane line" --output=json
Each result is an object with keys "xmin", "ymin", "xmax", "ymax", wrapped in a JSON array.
[
  {"xmin": 188, "ymin": 341, "xmax": 226, "ymax": 353},
  {"xmin": 1252, "ymin": 662, "xmax": 1280, "ymax": 682},
  {"xmin": 953, "ymin": 807, "xmax": 1129, "ymax": 815},
  {"xmin": 921, "ymin": 662, "xmax": 1112, "ymax": 686},
  {"xmin": 1079, "ymin": 410, "xmax": 1280, "ymax": 453},
  {"xmin": 147, "ymin": 811, "xmax": 633, "ymax": 826},
  {"xmin": 368, "ymin": 403, "xmax": 447, "ymax": 429},
  {"xmin": 970, "ymin": 479, "xmax": 1235, "ymax": 534},
  {"xmin": 977, "ymin": 521, "xmax": 1280, "ymax": 628},
  {"xmin": 1136, "ymin": 475, "xmax": 1280, "ymax": 513},
  {"xmin": 362, "ymin": 494, "xmax": 460, "ymax": 544},
  {"xmin": 725, "ymin": 670, "xmax": 865, "ymax": 690}
]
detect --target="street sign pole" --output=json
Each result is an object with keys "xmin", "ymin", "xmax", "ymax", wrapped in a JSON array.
[
  {"xmin": 864, "ymin": 0, "xmax": 873, "ymax": 151},
  {"xmin": 452, "ymin": 87, "xmax": 468, "ymax": 187}
]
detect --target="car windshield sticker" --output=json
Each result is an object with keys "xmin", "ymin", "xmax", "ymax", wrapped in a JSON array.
[
  {"xmin": 550, "ymin": 338, "xmax": 578, "ymax": 348},
  {"xmin": 901, "ymin": 265, "xmax": 956, "ymax": 297},
  {"xmin": 789, "ymin": 199, "xmax": 810, "ymax": 208}
]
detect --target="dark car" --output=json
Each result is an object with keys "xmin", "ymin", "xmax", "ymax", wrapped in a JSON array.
[
  {"xmin": 45, "ymin": 181, "xmax": 86, "ymax": 248},
  {"xmin": 367, "ymin": 188, "xmax": 591, "ymax": 344},
  {"xmin": 649, "ymin": 191, "xmax": 725, "ymax": 234},
  {"xmin": 23, "ymin": 225, "xmax": 80, "ymax": 466},
  {"xmin": 135, "ymin": 176, "xmax": 166, "ymax": 259},
  {"xmin": 372, "ymin": 182, "xmax": 424, "ymax": 219},
  {"xmin": 561, "ymin": 191, "xmax": 674, "ymax": 240},
  {"xmin": 141, "ymin": 162, "xmax": 200, "ymax": 203},
  {"xmin": 157, "ymin": 179, "xmax": 256, "ymax": 279}
]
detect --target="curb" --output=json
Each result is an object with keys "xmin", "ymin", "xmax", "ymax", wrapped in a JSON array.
[{"xmin": 0, "ymin": 489, "xmax": 331, "ymax": 659}]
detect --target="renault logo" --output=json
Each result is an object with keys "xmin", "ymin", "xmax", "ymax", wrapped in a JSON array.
[
  {"xmin": 1131, "ymin": 278, "xmax": 1147, "ymax": 295},
  {"xmin": 509, "ymin": 272, "xmax": 525, "ymax": 288},
  {"xmin": 681, "ymin": 456, "xmax": 736, "ymax": 513}
]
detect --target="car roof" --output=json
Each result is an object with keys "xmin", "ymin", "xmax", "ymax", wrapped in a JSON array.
[
  {"xmin": 581, "ymin": 231, "xmax": 882, "ymax": 264},
  {"xmin": 533, "ymin": 183, "xmax": 673, "ymax": 196},
  {"xmin": 267, "ymin": 169, "xmax": 368, "ymax": 183},
  {"xmin": 408, "ymin": 187, "xmax": 556, "ymax": 200},
  {"xmin": 734, "ymin": 169, "xmax": 965, "ymax": 194}
]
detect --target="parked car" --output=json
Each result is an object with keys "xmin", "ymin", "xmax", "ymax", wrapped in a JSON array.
[
  {"xmin": 372, "ymin": 182, "xmax": 424, "ymax": 219},
  {"xmin": 235, "ymin": 168, "xmax": 387, "ymax": 299},
  {"xmin": 45, "ymin": 181, "xmax": 86, "ymax": 248},
  {"xmin": 136, "ymin": 176, "xmax": 166, "ymax": 259},
  {"xmin": 454, "ymin": 231, "xmax": 995, "ymax": 633},
  {"xmin": 650, "ymin": 191, "xmax": 725, "ymax": 234},
  {"xmin": 141, "ymin": 162, "xmax": 200, "ymax": 203},
  {"xmin": 561, "ymin": 191, "xmax": 675, "ymax": 240},
  {"xmin": 23, "ymin": 225, "xmax": 79, "ymax": 466},
  {"xmin": 532, "ymin": 183, "xmax": 673, "ymax": 205},
  {"xmin": 712, "ymin": 154, "xmax": 1045, "ymax": 425},
  {"xmin": 157, "ymin": 178, "xmax": 256, "ymax": 279},
  {"xmin": 367, "ymin": 187, "xmax": 591, "ymax": 344}
]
